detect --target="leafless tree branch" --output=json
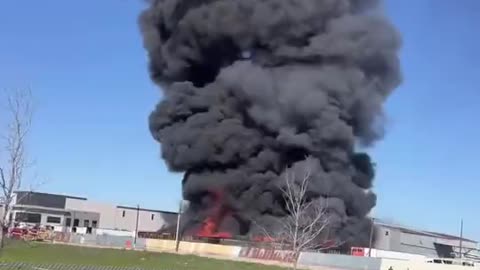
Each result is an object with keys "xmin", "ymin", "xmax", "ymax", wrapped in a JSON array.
[
  {"xmin": 254, "ymin": 157, "xmax": 341, "ymax": 270},
  {"xmin": 0, "ymin": 88, "xmax": 35, "ymax": 247}
]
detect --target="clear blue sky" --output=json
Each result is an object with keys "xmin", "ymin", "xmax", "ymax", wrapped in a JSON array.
[{"xmin": 1, "ymin": 1, "xmax": 478, "ymax": 241}]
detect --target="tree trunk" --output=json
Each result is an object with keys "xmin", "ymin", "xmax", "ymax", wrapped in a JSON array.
[
  {"xmin": 292, "ymin": 225, "xmax": 298, "ymax": 269},
  {"xmin": 0, "ymin": 227, "xmax": 4, "ymax": 249},
  {"xmin": 292, "ymin": 251, "xmax": 299, "ymax": 270},
  {"xmin": 0, "ymin": 223, "xmax": 6, "ymax": 259},
  {"xmin": 0, "ymin": 204, "xmax": 9, "ymax": 249}
]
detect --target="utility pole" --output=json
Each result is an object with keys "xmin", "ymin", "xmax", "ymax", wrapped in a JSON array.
[
  {"xmin": 368, "ymin": 218, "xmax": 375, "ymax": 257},
  {"xmin": 459, "ymin": 218, "xmax": 464, "ymax": 259},
  {"xmin": 134, "ymin": 204, "xmax": 140, "ymax": 247},
  {"xmin": 175, "ymin": 201, "xmax": 183, "ymax": 252}
]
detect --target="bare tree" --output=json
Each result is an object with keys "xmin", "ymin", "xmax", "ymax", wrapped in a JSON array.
[
  {"xmin": 256, "ymin": 158, "xmax": 336, "ymax": 270},
  {"xmin": 0, "ymin": 88, "xmax": 33, "ymax": 247}
]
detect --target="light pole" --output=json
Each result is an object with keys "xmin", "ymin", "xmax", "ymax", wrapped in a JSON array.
[
  {"xmin": 459, "ymin": 219, "xmax": 464, "ymax": 259},
  {"xmin": 134, "ymin": 205, "xmax": 140, "ymax": 248},
  {"xmin": 175, "ymin": 200, "xmax": 184, "ymax": 252},
  {"xmin": 368, "ymin": 218, "xmax": 375, "ymax": 257}
]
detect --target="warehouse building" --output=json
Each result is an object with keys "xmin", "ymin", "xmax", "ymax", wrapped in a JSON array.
[
  {"xmin": 4, "ymin": 191, "xmax": 478, "ymax": 260},
  {"xmin": 6, "ymin": 191, "xmax": 177, "ymax": 234},
  {"xmin": 374, "ymin": 219, "xmax": 479, "ymax": 260}
]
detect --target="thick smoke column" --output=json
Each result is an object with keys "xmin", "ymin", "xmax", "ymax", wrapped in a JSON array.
[{"xmin": 139, "ymin": 0, "xmax": 401, "ymax": 247}]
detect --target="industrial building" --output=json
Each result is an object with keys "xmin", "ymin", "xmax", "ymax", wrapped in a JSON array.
[
  {"xmin": 3, "ymin": 191, "xmax": 478, "ymax": 261},
  {"xmin": 374, "ymin": 219, "xmax": 479, "ymax": 260},
  {"xmin": 6, "ymin": 191, "xmax": 177, "ymax": 234}
]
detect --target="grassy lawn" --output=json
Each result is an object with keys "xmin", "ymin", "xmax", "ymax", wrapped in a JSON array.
[{"xmin": 0, "ymin": 240, "xmax": 285, "ymax": 270}]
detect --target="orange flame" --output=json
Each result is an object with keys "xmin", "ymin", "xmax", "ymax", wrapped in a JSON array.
[{"xmin": 196, "ymin": 190, "xmax": 232, "ymax": 239}]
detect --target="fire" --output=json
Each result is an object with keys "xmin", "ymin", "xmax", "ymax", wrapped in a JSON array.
[
  {"xmin": 196, "ymin": 190, "xmax": 232, "ymax": 239},
  {"xmin": 253, "ymin": 236, "xmax": 276, "ymax": 242}
]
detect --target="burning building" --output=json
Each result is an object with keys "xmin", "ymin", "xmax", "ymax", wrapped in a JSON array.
[{"xmin": 139, "ymin": 0, "xmax": 402, "ymax": 248}]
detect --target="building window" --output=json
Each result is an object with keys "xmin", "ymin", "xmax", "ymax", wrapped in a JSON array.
[
  {"xmin": 92, "ymin": 220, "xmax": 98, "ymax": 228},
  {"xmin": 73, "ymin": 219, "xmax": 79, "ymax": 227},
  {"xmin": 66, "ymin": 218, "xmax": 72, "ymax": 227},
  {"xmin": 46, "ymin": 216, "xmax": 61, "ymax": 224},
  {"xmin": 122, "ymin": 210, "xmax": 126, "ymax": 217},
  {"xmin": 84, "ymin": 220, "xmax": 90, "ymax": 227},
  {"xmin": 151, "ymin": 214, "xmax": 154, "ymax": 220},
  {"xmin": 14, "ymin": 212, "xmax": 41, "ymax": 223}
]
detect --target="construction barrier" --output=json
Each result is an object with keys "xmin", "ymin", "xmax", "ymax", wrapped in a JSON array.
[
  {"xmin": 53, "ymin": 231, "xmax": 71, "ymax": 243},
  {"xmin": 239, "ymin": 247, "xmax": 296, "ymax": 263},
  {"xmin": 96, "ymin": 235, "xmax": 132, "ymax": 248},
  {"xmin": 11, "ymin": 231, "xmax": 477, "ymax": 270},
  {"xmin": 145, "ymin": 239, "xmax": 241, "ymax": 258},
  {"xmin": 10, "ymin": 227, "xmax": 56, "ymax": 242},
  {"xmin": 0, "ymin": 258, "xmax": 474, "ymax": 270},
  {"xmin": 70, "ymin": 234, "xmax": 97, "ymax": 246},
  {"xmin": 49, "ymin": 232, "xmax": 146, "ymax": 250}
]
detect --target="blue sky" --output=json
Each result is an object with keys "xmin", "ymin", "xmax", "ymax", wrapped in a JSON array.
[{"xmin": 0, "ymin": 1, "xmax": 478, "ymax": 240}]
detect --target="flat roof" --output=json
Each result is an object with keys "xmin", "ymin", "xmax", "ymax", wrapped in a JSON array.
[
  {"xmin": 15, "ymin": 190, "xmax": 177, "ymax": 215},
  {"xmin": 15, "ymin": 191, "xmax": 87, "ymax": 201}
]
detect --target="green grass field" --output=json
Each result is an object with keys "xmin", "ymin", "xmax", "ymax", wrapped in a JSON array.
[{"xmin": 0, "ymin": 240, "xmax": 284, "ymax": 270}]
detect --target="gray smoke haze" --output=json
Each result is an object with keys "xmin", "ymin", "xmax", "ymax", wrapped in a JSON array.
[{"xmin": 139, "ymin": 0, "xmax": 401, "ymax": 247}]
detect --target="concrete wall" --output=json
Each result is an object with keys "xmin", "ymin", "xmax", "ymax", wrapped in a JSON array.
[
  {"xmin": 41, "ymin": 232, "xmax": 479, "ymax": 270},
  {"xmin": 380, "ymin": 258, "xmax": 478, "ymax": 270},
  {"xmin": 299, "ymin": 251, "xmax": 479, "ymax": 270},
  {"xmin": 299, "ymin": 252, "xmax": 382, "ymax": 270},
  {"xmin": 141, "ymin": 238, "xmax": 479, "ymax": 270},
  {"xmin": 145, "ymin": 238, "xmax": 176, "ymax": 252},
  {"xmin": 145, "ymin": 239, "xmax": 241, "ymax": 257},
  {"xmin": 364, "ymin": 248, "xmax": 426, "ymax": 261},
  {"xmin": 65, "ymin": 198, "xmax": 116, "ymax": 229}
]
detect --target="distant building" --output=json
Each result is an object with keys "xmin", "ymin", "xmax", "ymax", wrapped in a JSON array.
[
  {"xmin": 3, "ymin": 191, "xmax": 177, "ymax": 233},
  {"xmin": 374, "ymin": 219, "xmax": 479, "ymax": 260}
]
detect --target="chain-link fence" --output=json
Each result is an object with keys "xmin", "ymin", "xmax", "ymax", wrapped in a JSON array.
[{"xmin": 0, "ymin": 262, "xmax": 158, "ymax": 270}]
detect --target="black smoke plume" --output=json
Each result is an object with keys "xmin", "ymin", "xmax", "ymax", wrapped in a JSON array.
[{"xmin": 139, "ymin": 0, "xmax": 401, "ymax": 247}]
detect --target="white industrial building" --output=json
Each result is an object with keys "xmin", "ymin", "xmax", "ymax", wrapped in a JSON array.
[
  {"xmin": 4, "ymin": 191, "xmax": 177, "ymax": 234},
  {"xmin": 374, "ymin": 220, "xmax": 479, "ymax": 261}
]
